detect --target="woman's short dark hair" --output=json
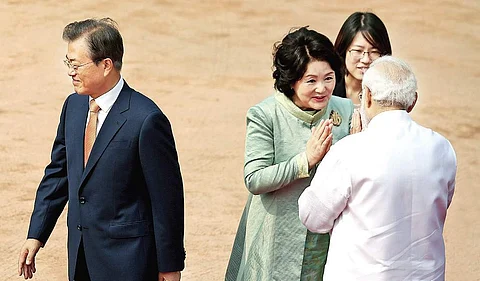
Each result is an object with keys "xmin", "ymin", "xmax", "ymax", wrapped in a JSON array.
[
  {"xmin": 272, "ymin": 26, "xmax": 343, "ymax": 98},
  {"xmin": 63, "ymin": 18, "xmax": 124, "ymax": 71},
  {"xmin": 334, "ymin": 12, "xmax": 392, "ymax": 62}
]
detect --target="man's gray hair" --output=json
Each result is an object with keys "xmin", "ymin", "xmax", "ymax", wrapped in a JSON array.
[{"xmin": 362, "ymin": 56, "xmax": 417, "ymax": 109}]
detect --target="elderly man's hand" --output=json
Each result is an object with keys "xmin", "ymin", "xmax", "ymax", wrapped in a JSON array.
[{"xmin": 350, "ymin": 108, "xmax": 362, "ymax": 134}]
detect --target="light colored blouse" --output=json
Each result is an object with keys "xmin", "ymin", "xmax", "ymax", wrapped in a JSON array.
[{"xmin": 226, "ymin": 92, "xmax": 354, "ymax": 281}]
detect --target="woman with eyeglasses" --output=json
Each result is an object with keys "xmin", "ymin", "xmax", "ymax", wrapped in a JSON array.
[{"xmin": 333, "ymin": 12, "xmax": 392, "ymax": 106}]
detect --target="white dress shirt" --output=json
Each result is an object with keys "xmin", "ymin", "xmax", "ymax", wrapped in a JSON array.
[
  {"xmin": 298, "ymin": 110, "xmax": 457, "ymax": 281},
  {"xmin": 86, "ymin": 76, "xmax": 124, "ymax": 135}
]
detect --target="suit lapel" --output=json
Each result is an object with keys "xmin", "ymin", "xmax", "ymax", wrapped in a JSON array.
[
  {"xmin": 72, "ymin": 97, "xmax": 89, "ymax": 178},
  {"xmin": 80, "ymin": 84, "xmax": 131, "ymax": 186}
]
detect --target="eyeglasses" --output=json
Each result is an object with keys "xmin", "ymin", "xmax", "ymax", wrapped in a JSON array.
[
  {"xmin": 63, "ymin": 59, "xmax": 94, "ymax": 71},
  {"xmin": 348, "ymin": 49, "xmax": 382, "ymax": 60}
]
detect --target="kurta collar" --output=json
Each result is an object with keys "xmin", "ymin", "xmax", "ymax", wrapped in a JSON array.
[
  {"xmin": 275, "ymin": 91, "xmax": 328, "ymax": 123},
  {"xmin": 367, "ymin": 110, "xmax": 411, "ymax": 130}
]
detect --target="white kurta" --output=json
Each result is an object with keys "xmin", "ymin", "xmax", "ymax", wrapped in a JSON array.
[{"xmin": 298, "ymin": 110, "xmax": 457, "ymax": 281}]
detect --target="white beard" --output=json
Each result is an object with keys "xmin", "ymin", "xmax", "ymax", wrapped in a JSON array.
[{"xmin": 360, "ymin": 101, "xmax": 371, "ymax": 129}]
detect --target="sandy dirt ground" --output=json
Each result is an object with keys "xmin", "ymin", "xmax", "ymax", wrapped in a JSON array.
[{"xmin": 0, "ymin": 0, "xmax": 478, "ymax": 280}]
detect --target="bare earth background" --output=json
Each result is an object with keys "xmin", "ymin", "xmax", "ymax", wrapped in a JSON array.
[{"xmin": 0, "ymin": 0, "xmax": 478, "ymax": 280}]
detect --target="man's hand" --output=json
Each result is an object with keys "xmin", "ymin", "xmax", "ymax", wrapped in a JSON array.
[
  {"xmin": 18, "ymin": 238, "xmax": 43, "ymax": 279},
  {"xmin": 158, "ymin": 271, "xmax": 181, "ymax": 281},
  {"xmin": 350, "ymin": 108, "xmax": 362, "ymax": 134}
]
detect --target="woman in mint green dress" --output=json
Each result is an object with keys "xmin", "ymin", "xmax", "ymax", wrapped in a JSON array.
[{"xmin": 226, "ymin": 27, "xmax": 357, "ymax": 281}]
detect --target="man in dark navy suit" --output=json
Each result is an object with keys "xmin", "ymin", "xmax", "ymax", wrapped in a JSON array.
[{"xmin": 17, "ymin": 18, "xmax": 185, "ymax": 281}]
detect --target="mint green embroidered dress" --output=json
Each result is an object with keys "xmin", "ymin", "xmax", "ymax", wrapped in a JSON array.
[{"xmin": 226, "ymin": 92, "xmax": 353, "ymax": 281}]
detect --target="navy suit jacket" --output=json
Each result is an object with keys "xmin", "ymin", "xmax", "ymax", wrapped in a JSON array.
[{"xmin": 27, "ymin": 81, "xmax": 185, "ymax": 280}]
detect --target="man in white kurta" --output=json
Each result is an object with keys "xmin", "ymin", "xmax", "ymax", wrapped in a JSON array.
[{"xmin": 298, "ymin": 56, "xmax": 457, "ymax": 281}]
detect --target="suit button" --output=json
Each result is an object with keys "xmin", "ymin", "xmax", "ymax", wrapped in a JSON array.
[
  {"xmin": 79, "ymin": 197, "xmax": 86, "ymax": 204},
  {"xmin": 77, "ymin": 225, "xmax": 82, "ymax": 231}
]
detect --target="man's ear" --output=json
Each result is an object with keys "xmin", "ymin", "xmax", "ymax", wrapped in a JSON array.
[
  {"xmin": 365, "ymin": 87, "xmax": 373, "ymax": 108},
  {"xmin": 407, "ymin": 92, "xmax": 418, "ymax": 113},
  {"xmin": 103, "ymin": 58, "xmax": 114, "ymax": 75}
]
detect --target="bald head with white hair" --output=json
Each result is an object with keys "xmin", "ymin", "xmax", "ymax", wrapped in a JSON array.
[{"xmin": 359, "ymin": 56, "xmax": 418, "ymax": 127}]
